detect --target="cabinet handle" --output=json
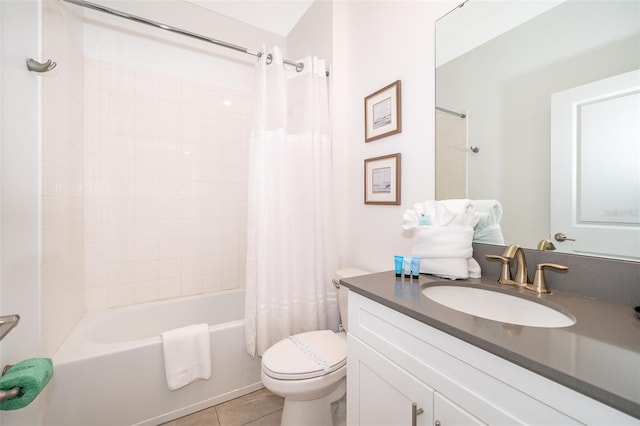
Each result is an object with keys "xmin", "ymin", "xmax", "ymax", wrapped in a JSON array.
[{"xmin": 411, "ymin": 402, "xmax": 424, "ymax": 426}]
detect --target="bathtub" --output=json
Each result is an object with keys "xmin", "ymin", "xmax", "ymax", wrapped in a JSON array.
[{"xmin": 46, "ymin": 289, "xmax": 263, "ymax": 426}]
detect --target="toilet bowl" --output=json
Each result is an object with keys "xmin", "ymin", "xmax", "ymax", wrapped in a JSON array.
[{"xmin": 260, "ymin": 268, "xmax": 369, "ymax": 426}]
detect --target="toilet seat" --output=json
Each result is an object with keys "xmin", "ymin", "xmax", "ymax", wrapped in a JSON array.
[{"xmin": 262, "ymin": 330, "xmax": 346, "ymax": 380}]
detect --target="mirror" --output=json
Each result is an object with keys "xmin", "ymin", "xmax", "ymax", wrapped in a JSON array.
[{"xmin": 435, "ymin": 0, "xmax": 640, "ymax": 260}]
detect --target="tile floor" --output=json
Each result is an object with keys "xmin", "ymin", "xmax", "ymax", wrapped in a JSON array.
[
  {"xmin": 160, "ymin": 388, "xmax": 284, "ymax": 426},
  {"xmin": 160, "ymin": 388, "xmax": 347, "ymax": 426}
]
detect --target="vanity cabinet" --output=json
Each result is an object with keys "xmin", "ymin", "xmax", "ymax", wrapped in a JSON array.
[
  {"xmin": 349, "ymin": 335, "xmax": 434, "ymax": 425},
  {"xmin": 349, "ymin": 333, "xmax": 482, "ymax": 426},
  {"xmin": 434, "ymin": 393, "xmax": 484, "ymax": 425},
  {"xmin": 346, "ymin": 291, "xmax": 633, "ymax": 425}
]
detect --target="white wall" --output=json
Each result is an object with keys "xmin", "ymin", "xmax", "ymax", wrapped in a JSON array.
[
  {"xmin": 0, "ymin": 1, "xmax": 44, "ymax": 424},
  {"xmin": 288, "ymin": 0, "xmax": 332, "ymax": 67},
  {"xmin": 333, "ymin": 1, "xmax": 458, "ymax": 272}
]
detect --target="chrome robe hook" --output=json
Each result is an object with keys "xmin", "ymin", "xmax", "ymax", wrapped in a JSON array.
[{"xmin": 26, "ymin": 58, "xmax": 57, "ymax": 73}]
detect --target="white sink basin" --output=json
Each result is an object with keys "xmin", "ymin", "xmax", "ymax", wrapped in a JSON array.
[{"xmin": 422, "ymin": 285, "xmax": 575, "ymax": 328}]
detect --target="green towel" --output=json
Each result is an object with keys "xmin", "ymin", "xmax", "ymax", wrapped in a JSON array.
[{"xmin": 0, "ymin": 358, "xmax": 53, "ymax": 410}]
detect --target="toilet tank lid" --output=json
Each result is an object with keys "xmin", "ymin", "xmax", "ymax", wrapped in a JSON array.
[{"xmin": 335, "ymin": 268, "xmax": 369, "ymax": 280}]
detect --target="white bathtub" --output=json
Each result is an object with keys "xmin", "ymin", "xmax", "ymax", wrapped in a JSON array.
[{"xmin": 46, "ymin": 289, "xmax": 262, "ymax": 426}]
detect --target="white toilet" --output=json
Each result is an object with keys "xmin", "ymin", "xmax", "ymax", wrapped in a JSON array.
[{"xmin": 260, "ymin": 268, "xmax": 369, "ymax": 426}]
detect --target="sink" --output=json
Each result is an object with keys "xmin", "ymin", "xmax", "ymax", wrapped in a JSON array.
[{"xmin": 422, "ymin": 285, "xmax": 575, "ymax": 328}]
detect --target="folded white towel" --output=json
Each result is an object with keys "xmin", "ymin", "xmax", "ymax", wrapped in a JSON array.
[
  {"xmin": 412, "ymin": 226, "xmax": 474, "ymax": 259},
  {"xmin": 404, "ymin": 199, "xmax": 481, "ymax": 280},
  {"xmin": 468, "ymin": 257, "xmax": 482, "ymax": 278},
  {"xmin": 161, "ymin": 323, "xmax": 211, "ymax": 390},
  {"xmin": 411, "ymin": 226, "xmax": 475, "ymax": 279},
  {"xmin": 418, "ymin": 257, "xmax": 469, "ymax": 280}
]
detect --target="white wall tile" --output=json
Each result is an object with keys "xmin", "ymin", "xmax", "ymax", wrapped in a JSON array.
[
  {"xmin": 157, "ymin": 258, "xmax": 181, "ymax": 278},
  {"xmin": 157, "ymin": 277, "xmax": 181, "ymax": 300},
  {"xmin": 86, "ymin": 287, "xmax": 109, "ymax": 311},
  {"xmin": 108, "ymin": 262, "xmax": 136, "ymax": 285},
  {"xmin": 135, "ymin": 280, "xmax": 158, "ymax": 303},
  {"xmin": 85, "ymin": 63, "xmax": 250, "ymax": 309},
  {"xmin": 180, "ymin": 274, "xmax": 202, "ymax": 296},
  {"xmin": 158, "ymin": 238, "xmax": 182, "ymax": 259},
  {"xmin": 108, "ymin": 284, "xmax": 135, "ymax": 307},
  {"xmin": 86, "ymin": 265, "xmax": 108, "ymax": 288}
]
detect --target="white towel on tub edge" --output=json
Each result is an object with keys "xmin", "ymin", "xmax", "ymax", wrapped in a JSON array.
[{"xmin": 161, "ymin": 323, "xmax": 211, "ymax": 390}]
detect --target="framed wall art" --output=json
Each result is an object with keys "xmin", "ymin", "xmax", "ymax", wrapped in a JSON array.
[
  {"xmin": 364, "ymin": 153, "xmax": 401, "ymax": 205},
  {"xmin": 364, "ymin": 80, "xmax": 402, "ymax": 142}
]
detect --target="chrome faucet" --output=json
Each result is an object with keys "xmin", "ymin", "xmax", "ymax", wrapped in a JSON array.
[{"xmin": 486, "ymin": 245, "xmax": 569, "ymax": 294}]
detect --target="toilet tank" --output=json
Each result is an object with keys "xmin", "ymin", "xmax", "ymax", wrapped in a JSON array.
[{"xmin": 334, "ymin": 268, "xmax": 369, "ymax": 332}]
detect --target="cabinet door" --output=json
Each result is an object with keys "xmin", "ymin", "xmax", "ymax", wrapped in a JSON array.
[
  {"xmin": 434, "ymin": 392, "xmax": 485, "ymax": 426},
  {"xmin": 348, "ymin": 335, "xmax": 433, "ymax": 426}
]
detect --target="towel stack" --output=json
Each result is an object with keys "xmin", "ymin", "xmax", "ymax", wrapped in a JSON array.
[
  {"xmin": 403, "ymin": 199, "xmax": 481, "ymax": 280},
  {"xmin": 473, "ymin": 200, "xmax": 505, "ymax": 245}
]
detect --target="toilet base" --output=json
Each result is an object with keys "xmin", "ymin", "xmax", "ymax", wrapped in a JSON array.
[{"xmin": 280, "ymin": 380, "xmax": 346, "ymax": 426}]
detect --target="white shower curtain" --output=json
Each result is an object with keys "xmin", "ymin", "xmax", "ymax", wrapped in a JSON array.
[{"xmin": 245, "ymin": 47, "xmax": 338, "ymax": 357}]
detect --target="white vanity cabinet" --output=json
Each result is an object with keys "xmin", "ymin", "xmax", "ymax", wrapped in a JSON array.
[
  {"xmin": 349, "ymin": 332, "xmax": 483, "ymax": 426},
  {"xmin": 433, "ymin": 393, "xmax": 484, "ymax": 425},
  {"xmin": 349, "ymin": 335, "xmax": 434, "ymax": 425},
  {"xmin": 346, "ymin": 291, "xmax": 636, "ymax": 425}
]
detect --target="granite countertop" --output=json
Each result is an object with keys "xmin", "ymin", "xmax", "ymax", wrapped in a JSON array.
[{"xmin": 340, "ymin": 271, "xmax": 640, "ymax": 419}]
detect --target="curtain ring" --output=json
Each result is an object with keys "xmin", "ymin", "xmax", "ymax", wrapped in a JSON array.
[{"xmin": 266, "ymin": 53, "xmax": 273, "ymax": 65}]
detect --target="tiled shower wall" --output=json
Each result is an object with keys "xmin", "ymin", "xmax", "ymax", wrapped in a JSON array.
[
  {"xmin": 41, "ymin": 0, "xmax": 86, "ymax": 356},
  {"xmin": 84, "ymin": 58, "xmax": 250, "ymax": 310}
]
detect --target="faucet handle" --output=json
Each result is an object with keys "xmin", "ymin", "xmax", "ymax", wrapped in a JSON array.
[
  {"xmin": 528, "ymin": 263, "xmax": 569, "ymax": 295},
  {"xmin": 485, "ymin": 254, "xmax": 512, "ymax": 284}
]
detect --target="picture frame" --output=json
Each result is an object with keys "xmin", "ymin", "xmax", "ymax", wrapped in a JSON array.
[
  {"xmin": 364, "ymin": 153, "xmax": 401, "ymax": 205},
  {"xmin": 364, "ymin": 80, "xmax": 402, "ymax": 142}
]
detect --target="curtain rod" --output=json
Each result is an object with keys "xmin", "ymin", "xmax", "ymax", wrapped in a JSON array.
[
  {"xmin": 436, "ymin": 106, "xmax": 466, "ymax": 118},
  {"xmin": 61, "ymin": 0, "xmax": 319, "ymax": 74}
]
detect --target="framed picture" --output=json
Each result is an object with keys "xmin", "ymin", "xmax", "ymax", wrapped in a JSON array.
[
  {"xmin": 364, "ymin": 80, "xmax": 402, "ymax": 142},
  {"xmin": 364, "ymin": 153, "xmax": 401, "ymax": 205}
]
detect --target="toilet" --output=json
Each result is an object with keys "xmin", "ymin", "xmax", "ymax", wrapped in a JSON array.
[{"xmin": 260, "ymin": 268, "xmax": 369, "ymax": 426}]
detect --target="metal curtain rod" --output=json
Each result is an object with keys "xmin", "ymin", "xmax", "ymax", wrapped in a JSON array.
[
  {"xmin": 61, "ymin": 0, "xmax": 309, "ymax": 73},
  {"xmin": 436, "ymin": 106, "xmax": 466, "ymax": 118}
]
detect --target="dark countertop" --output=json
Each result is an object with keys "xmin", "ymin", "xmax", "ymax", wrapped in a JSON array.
[{"xmin": 341, "ymin": 271, "xmax": 640, "ymax": 419}]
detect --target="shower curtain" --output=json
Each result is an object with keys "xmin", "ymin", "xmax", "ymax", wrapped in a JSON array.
[{"xmin": 245, "ymin": 47, "xmax": 338, "ymax": 357}]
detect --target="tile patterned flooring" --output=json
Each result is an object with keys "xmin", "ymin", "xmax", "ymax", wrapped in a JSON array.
[{"xmin": 161, "ymin": 388, "xmax": 284, "ymax": 426}]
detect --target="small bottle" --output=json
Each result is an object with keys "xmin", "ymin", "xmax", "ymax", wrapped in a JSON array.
[
  {"xmin": 394, "ymin": 255, "xmax": 403, "ymax": 277},
  {"xmin": 403, "ymin": 257, "xmax": 412, "ymax": 278},
  {"xmin": 411, "ymin": 257, "xmax": 421, "ymax": 279}
]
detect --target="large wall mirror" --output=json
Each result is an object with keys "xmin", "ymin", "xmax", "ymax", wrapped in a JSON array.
[{"xmin": 435, "ymin": 0, "xmax": 640, "ymax": 261}]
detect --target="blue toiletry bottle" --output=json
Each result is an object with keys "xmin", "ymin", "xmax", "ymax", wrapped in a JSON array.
[{"xmin": 394, "ymin": 255, "xmax": 403, "ymax": 277}]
